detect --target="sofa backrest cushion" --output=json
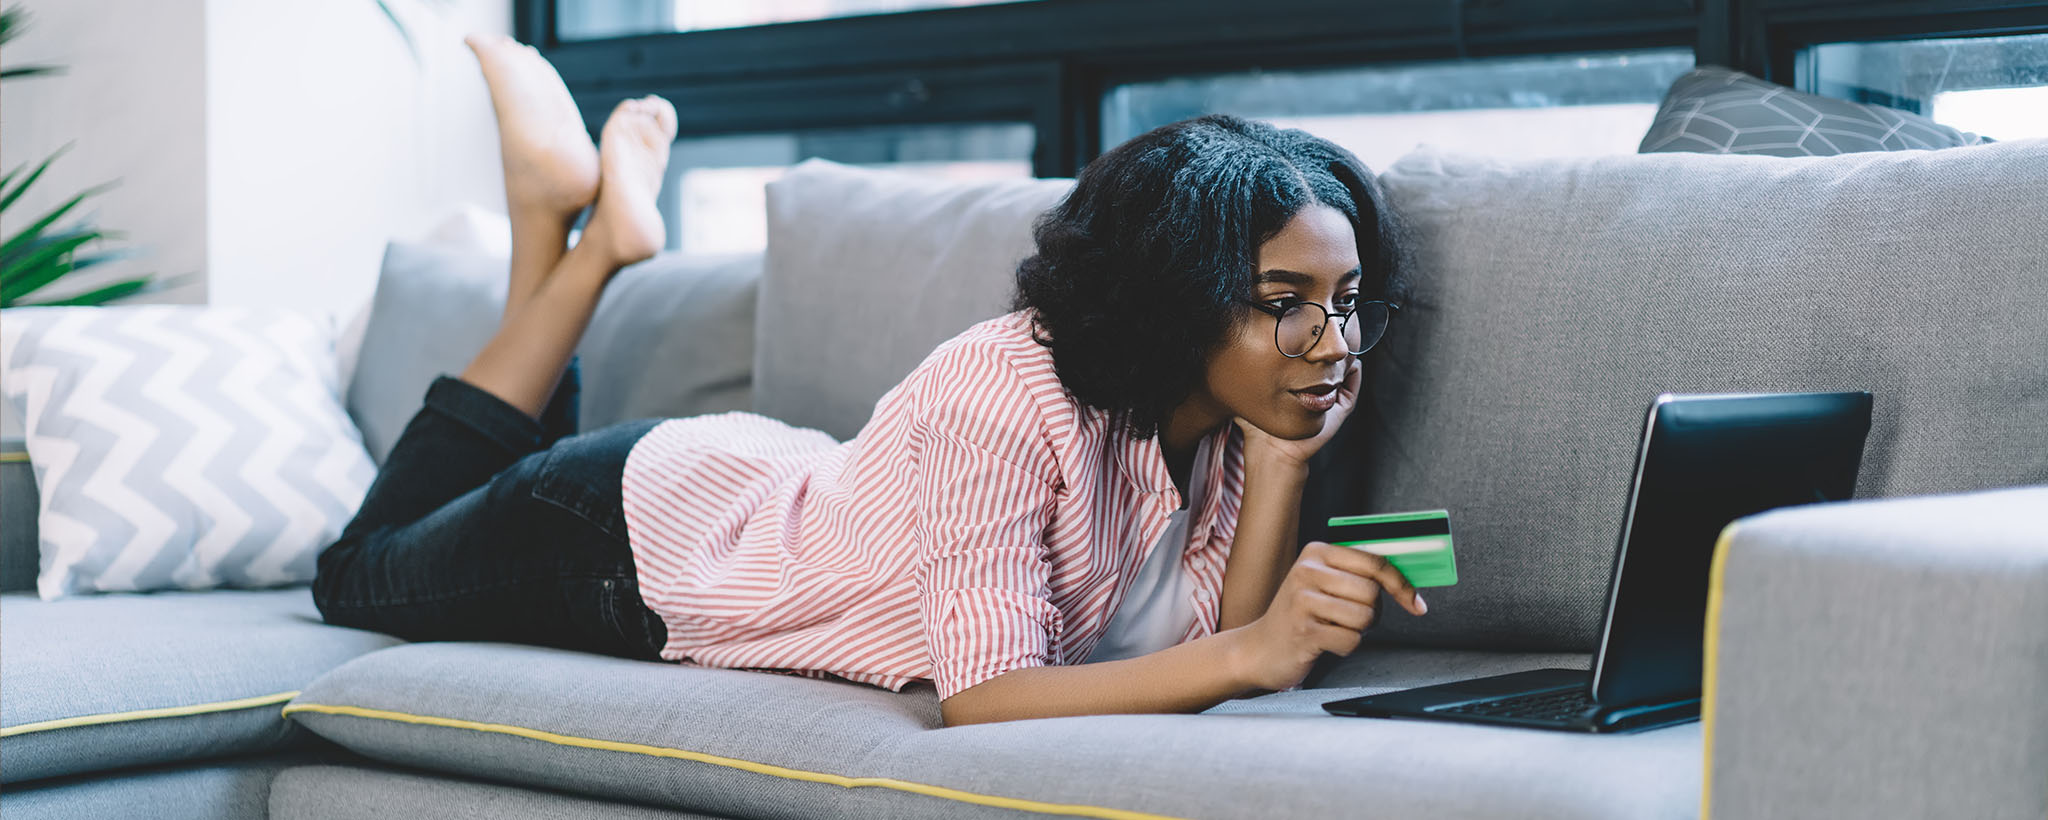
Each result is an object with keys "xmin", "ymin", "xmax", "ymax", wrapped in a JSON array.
[
  {"xmin": 1344, "ymin": 139, "xmax": 2048, "ymax": 652},
  {"xmin": 757, "ymin": 160, "xmax": 1074, "ymax": 442},
  {"xmin": 346, "ymin": 242, "xmax": 760, "ymax": 465}
]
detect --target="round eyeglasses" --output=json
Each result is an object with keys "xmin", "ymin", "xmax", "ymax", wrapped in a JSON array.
[{"xmin": 1239, "ymin": 298, "xmax": 1399, "ymax": 358}]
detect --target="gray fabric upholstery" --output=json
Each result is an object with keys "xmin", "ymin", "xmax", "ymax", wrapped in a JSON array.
[
  {"xmin": 2, "ymin": 438, "xmax": 35, "ymax": 594},
  {"xmin": 1708, "ymin": 485, "xmax": 2048, "ymax": 820},
  {"xmin": 286, "ymin": 642, "xmax": 1695, "ymax": 819},
  {"xmin": 1640, "ymin": 66, "xmax": 1987, "ymax": 156},
  {"xmin": 0, "ymin": 750, "xmax": 341, "ymax": 820},
  {"xmin": 269, "ymin": 765, "xmax": 731, "ymax": 820},
  {"xmin": 1351, "ymin": 138, "xmax": 2048, "ymax": 652},
  {"xmin": 345, "ymin": 242, "xmax": 759, "ymax": 465},
  {"xmin": 0, "ymin": 588, "xmax": 400, "ymax": 783},
  {"xmin": 757, "ymin": 159, "xmax": 1073, "ymax": 442}
]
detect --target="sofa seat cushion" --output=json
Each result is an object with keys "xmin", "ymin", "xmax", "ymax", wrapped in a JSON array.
[
  {"xmin": 287, "ymin": 643, "xmax": 1697, "ymax": 819},
  {"xmin": 0, "ymin": 588, "xmax": 402, "ymax": 783},
  {"xmin": 0, "ymin": 750, "xmax": 348, "ymax": 820},
  {"xmin": 271, "ymin": 764, "xmax": 732, "ymax": 820}
]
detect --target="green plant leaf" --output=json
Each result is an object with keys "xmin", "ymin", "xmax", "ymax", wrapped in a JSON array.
[
  {"xmin": 1, "ymin": 65, "xmax": 61, "ymax": 80},
  {"xmin": 1, "ymin": 5, "xmax": 25, "ymax": 46},
  {"xmin": 0, "ymin": 184, "xmax": 110, "ymax": 263},
  {"xmin": 0, "ymin": 146, "xmax": 71, "ymax": 216},
  {"xmin": 374, "ymin": 0, "xmax": 424, "ymax": 67},
  {"xmin": 1, "ymin": 226, "xmax": 105, "ymax": 300},
  {"xmin": 2, "ymin": 232, "xmax": 101, "ymax": 300},
  {"xmin": 1, "ymin": 220, "xmax": 102, "ymax": 259},
  {"xmin": 24, "ymin": 276, "xmax": 154, "ymax": 307}
]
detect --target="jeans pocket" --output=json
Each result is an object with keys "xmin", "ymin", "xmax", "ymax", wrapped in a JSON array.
[{"xmin": 528, "ymin": 448, "xmax": 632, "ymax": 544}]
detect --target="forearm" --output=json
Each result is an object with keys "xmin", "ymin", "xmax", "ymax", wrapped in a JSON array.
[
  {"xmin": 1217, "ymin": 450, "xmax": 1309, "ymax": 632},
  {"xmin": 940, "ymin": 629, "xmax": 1259, "ymax": 726}
]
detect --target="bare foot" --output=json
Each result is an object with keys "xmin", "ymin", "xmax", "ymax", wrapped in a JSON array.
[
  {"xmin": 580, "ymin": 95, "xmax": 677, "ymax": 269},
  {"xmin": 467, "ymin": 33, "xmax": 599, "ymax": 219}
]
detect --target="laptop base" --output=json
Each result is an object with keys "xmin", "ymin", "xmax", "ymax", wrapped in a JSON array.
[{"xmin": 1320, "ymin": 668, "xmax": 1700, "ymax": 734}]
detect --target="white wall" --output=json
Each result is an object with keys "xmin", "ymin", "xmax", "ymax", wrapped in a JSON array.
[
  {"xmin": 205, "ymin": 0, "xmax": 511, "ymax": 317},
  {"xmin": 1, "ymin": 0, "xmax": 510, "ymax": 317},
  {"xmin": 0, "ymin": 0, "xmax": 209, "ymax": 305}
]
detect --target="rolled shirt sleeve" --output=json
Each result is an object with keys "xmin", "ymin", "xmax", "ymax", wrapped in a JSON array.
[{"xmin": 907, "ymin": 348, "xmax": 1066, "ymax": 701}]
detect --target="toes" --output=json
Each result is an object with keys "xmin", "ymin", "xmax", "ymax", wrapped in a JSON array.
[{"xmin": 642, "ymin": 96, "xmax": 679, "ymax": 136}]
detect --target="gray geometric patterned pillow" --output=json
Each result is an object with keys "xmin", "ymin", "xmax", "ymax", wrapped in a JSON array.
[
  {"xmin": 0, "ymin": 306, "xmax": 375, "ymax": 599},
  {"xmin": 1640, "ymin": 66, "xmax": 1988, "ymax": 156}
]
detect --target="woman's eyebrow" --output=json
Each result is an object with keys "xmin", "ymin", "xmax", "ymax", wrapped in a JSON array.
[{"xmin": 1257, "ymin": 268, "xmax": 1364, "ymax": 285}]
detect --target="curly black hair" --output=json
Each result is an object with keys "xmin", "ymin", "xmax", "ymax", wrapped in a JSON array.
[{"xmin": 1012, "ymin": 114, "xmax": 1409, "ymax": 438}]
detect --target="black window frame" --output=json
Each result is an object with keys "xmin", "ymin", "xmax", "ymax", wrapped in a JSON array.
[{"xmin": 521, "ymin": 0, "xmax": 2048, "ymax": 177}]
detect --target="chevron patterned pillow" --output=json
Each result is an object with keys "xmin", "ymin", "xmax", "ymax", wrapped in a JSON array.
[{"xmin": 0, "ymin": 306, "xmax": 375, "ymax": 600}]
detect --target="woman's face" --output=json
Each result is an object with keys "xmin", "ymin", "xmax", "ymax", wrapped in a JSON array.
[{"xmin": 1177, "ymin": 203, "xmax": 1362, "ymax": 444}]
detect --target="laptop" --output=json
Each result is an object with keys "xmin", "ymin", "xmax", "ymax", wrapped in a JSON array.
[{"xmin": 1321, "ymin": 391, "xmax": 1873, "ymax": 734}]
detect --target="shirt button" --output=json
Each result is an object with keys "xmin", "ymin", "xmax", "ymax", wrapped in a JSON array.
[{"xmin": 1195, "ymin": 589, "xmax": 1214, "ymax": 602}]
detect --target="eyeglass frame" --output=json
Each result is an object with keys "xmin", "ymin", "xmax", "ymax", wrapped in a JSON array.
[{"xmin": 1236, "ymin": 297, "xmax": 1402, "ymax": 358}]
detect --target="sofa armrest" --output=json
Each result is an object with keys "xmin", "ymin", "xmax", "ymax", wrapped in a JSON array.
[{"xmin": 1704, "ymin": 485, "xmax": 2048, "ymax": 820}]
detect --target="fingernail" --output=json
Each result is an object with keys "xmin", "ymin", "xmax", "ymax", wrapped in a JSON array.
[{"xmin": 1415, "ymin": 593, "xmax": 1428, "ymax": 615}]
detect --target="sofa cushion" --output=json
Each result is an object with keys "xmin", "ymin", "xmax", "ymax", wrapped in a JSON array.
[
  {"xmin": 0, "ymin": 307, "xmax": 377, "ymax": 599},
  {"xmin": 271, "ymin": 764, "xmax": 728, "ymax": 820},
  {"xmin": 346, "ymin": 242, "xmax": 759, "ymax": 465},
  {"xmin": 285, "ymin": 642, "xmax": 1695, "ymax": 819},
  {"xmin": 0, "ymin": 588, "xmax": 401, "ymax": 783},
  {"xmin": 1639, "ymin": 66, "xmax": 1988, "ymax": 155},
  {"xmin": 757, "ymin": 159, "xmax": 1073, "ymax": 442},
  {"xmin": 1343, "ymin": 138, "xmax": 2048, "ymax": 652},
  {"xmin": 0, "ymin": 750, "xmax": 352, "ymax": 820}
]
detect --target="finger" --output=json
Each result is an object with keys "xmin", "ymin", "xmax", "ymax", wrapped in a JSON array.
[
  {"xmin": 1302, "ymin": 588, "xmax": 1374, "ymax": 632},
  {"xmin": 1310, "ymin": 542, "xmax": 1427, "ymax": 617},
  {"xmin": 1302, "ymin": 559, "xmax": 1381, "ymax": 607},
  {"xmin": 1312, "ymin": 621, "xmax": 1364, "ymax": 657}
]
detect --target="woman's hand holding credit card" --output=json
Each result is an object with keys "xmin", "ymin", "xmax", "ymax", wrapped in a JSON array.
[{"xmin": 1225, "ymin": 520, "xmax": 1438, "ymax": 693}]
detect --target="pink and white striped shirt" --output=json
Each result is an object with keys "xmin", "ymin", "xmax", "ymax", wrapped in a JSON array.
[{"xmin": 621, "ymin": 311, "xmax": 1246, "ymax": 700}]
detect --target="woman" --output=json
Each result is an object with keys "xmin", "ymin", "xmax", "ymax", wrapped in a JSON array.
[{"xmin": 313, "ymin": 35, "xmax": 1427, "ymax": 727}]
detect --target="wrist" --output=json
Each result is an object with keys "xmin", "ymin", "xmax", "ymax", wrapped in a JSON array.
[
  {"xmin": 1243, "ymin": 442, "xmax": 1313, "ymax": 477},
  {"xmin": 1214, "ymin": 625, "xmax": 1262, "ymax": 693}
]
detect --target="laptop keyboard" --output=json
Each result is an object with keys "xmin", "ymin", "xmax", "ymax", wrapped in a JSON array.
[{"xmin": 1434, "ymin": 687, "xmax": 1597, "ymax": 722}]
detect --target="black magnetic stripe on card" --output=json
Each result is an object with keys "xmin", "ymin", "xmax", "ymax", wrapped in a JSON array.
[{"xmin": 1326, "ymin": 517, "xmax": 1450, "ymax": 541}]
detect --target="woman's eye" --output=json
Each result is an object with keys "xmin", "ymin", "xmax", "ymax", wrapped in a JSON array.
[
  {"xmin": 1264, "ymin": 296, "xmax": 1301, "ymax": 311},
  {"xmin": 1335, "ymin": 295, "xmax": 1360, "ymax": 311}
]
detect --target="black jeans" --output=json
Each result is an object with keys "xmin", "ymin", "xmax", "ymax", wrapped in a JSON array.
[{"xmin": 313, "ymin": 367, "xmax": 668, "ymax": 661}]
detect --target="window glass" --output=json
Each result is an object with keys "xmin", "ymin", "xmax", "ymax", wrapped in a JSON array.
[
  {"xmin": 559, "ymin": 0, "xmax": 1039, "ymax": 41},
  {"xmin": 1101, "ymin": 50, "xmax": 1695, "ymax": 170},
  {"xmin": 657, "ymin": 122, "xmax": 1033, "ymax": 255},
  {"xmin": 1806, "ymin": 33, "xmax": 2048, "ymax": 140}
]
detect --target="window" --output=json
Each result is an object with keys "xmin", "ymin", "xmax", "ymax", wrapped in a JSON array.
[
  {"xmin": 558, "ymin": 0, "xmax": 1040, "ymax": 41},
  {"xmin": 1803, "ymin": 33, "xmax": 2048, "ymax": 140},
  {"xmin": 1101, "ymin": 50, "xmax": 1695, "ymax": 171},
  {"xmin": 659, "ymin": 122, "xmax": 1033, "ymax": 255}
]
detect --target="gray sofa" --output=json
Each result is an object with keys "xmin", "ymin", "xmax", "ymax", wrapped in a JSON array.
[{"xmin": 3, "ymin": 139, "xmax": 2045, "ymax": 819}]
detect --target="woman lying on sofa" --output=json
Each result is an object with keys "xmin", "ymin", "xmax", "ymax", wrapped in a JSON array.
[{"xmin": 312, "ymin": 34, "xmax": 1428, "ymax": 727}]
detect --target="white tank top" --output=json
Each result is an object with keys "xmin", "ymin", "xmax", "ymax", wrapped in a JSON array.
[{"xmin": 1083, "ymin": 436, "xmax": 1211, "ymax": 664}]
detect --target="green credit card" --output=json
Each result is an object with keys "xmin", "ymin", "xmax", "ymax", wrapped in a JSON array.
[{"xmin": 1326, "ymin": 509, "xmax": 1458, "ymax": 588}]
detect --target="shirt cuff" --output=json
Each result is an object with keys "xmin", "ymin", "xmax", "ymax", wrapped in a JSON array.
[{"xmin": 924, "ymin": 587, "xmax": 1064, "ymax": 701}]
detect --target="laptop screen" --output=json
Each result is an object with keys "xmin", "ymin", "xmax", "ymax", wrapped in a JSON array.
[{"xmin": 1590, "ymin": 392, "xmax": 1872, "ymax": 706}]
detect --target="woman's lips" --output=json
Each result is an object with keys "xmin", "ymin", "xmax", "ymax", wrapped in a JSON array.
[{"xmin": 1292, "ymin": 386, "xmax": 1339, "ymax": 412}]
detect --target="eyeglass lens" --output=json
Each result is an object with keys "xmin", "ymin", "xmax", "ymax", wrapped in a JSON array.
[{"xmin": 1277, "ymin": 302, "xmax": 1390, "ymax": 356}]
